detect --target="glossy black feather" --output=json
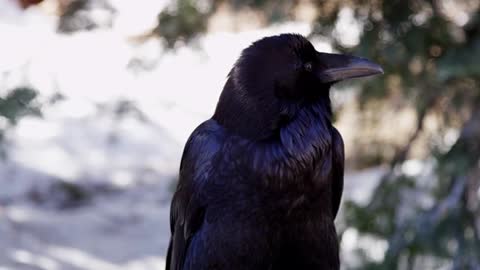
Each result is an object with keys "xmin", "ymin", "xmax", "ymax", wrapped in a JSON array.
[{"xmin": 331, "ymin": 127, "xmax": 345, "ymax": 219}]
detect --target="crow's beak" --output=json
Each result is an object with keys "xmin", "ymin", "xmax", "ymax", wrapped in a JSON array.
[{"xmin": 315, "ymin": 52, "xmax": 383, "ymax": 84}]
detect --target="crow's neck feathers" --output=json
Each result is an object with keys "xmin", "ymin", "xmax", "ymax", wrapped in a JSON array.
[
  {"xmin": 213, "ymin": 76, "xmax": 281, "ymax": 140},
  {"xmin": 213, "ymin": 75, "xmax": 334, "ymax": 185},
  {"xmin": 250, "ymin": 100, "xmax": 333, "ymax": 186}
]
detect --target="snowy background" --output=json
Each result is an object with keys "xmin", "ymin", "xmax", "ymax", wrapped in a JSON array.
[{"xmin": 0, "ymin": 1, "xmax": 385, "ymax": 269}]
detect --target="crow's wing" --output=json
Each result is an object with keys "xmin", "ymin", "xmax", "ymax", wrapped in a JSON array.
[
  {"xmin": 166, "ymin": 120, "xmax": 222, "ymax": 270},
  {"xmin": 331, "ymin": 127, "xmax": 345, "ymax": 219}
]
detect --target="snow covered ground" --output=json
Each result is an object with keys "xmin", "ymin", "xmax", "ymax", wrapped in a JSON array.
[{"xmin": 0, "ymin": 1, "xmax": 385, "ymax": 269}]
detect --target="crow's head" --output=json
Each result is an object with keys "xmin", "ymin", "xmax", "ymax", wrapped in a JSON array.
[{"xmin": 213, "ymin": 33, "xmax": 382, "ymax": 139}]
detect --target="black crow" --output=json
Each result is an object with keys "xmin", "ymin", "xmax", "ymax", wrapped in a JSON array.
[{"xmin": 166, "ymin": 33, "xmax": 382, "ymax": 270}]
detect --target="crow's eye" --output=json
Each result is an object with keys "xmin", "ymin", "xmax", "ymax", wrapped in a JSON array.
[{"xmin": 304, "ymin": 62, "xmax": 313, "ymax": 72}]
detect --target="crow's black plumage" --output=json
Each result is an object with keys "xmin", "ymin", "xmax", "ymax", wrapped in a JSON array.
[{"xmin": 166, "ymin": 34, "xmax": 382, "ymax": 270}]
